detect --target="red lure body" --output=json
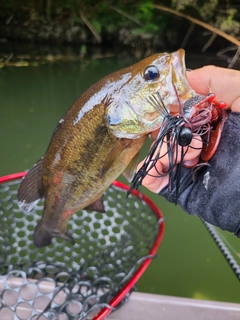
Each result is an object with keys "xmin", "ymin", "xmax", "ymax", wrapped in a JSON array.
[{"xmin": 181, "ymin": 93, "xmax": 228, "ymax": 168}]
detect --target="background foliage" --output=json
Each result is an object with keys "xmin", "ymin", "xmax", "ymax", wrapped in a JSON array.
[{"xmin": 0, "ymin": 1, "xmax": 239, "ymax": 55}]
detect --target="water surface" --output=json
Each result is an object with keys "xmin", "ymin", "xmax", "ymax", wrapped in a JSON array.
[{"xmin": 0, "ymin": 51, "xmax": 239, "ymax": 303}]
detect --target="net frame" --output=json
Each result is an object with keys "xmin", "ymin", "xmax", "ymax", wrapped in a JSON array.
[{"xmin": 0, "ymin": 172, "xmax": 164, "ymax": 319}]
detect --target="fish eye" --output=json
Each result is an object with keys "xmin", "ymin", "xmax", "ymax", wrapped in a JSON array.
[
  {"xmin": 144, "ymin": 65, "xmax": 159, "ymax": 81},
  {"xmin": 178, "ymin": 127, "xmax": 193, "ymax": 147}
]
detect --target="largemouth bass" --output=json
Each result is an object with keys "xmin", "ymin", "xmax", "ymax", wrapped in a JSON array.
[{"xmin": 18, "ymin": 49, "xmax": 194, "ymax": 247}]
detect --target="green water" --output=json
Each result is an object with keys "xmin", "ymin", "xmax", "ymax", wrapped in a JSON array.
[{"xmin": 0, "ymin": 52, "xmax": 239, "ymax": 303}]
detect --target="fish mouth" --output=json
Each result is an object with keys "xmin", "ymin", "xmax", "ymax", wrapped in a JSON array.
[
  {"xmin": 171, "ymin": 49, "xmax": 186, "ymax": 77},
  {"xmin": 168, "ymin": 49, "xmax": 195, "ymax": 114}
]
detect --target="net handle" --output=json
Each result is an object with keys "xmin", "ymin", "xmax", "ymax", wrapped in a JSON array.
[{"xmin": 0, "ymin": 173, "xmax": 165, "ymax": 320}]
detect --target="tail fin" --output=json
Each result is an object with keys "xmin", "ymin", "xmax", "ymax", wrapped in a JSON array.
[
  {"xmin": 33, "ymin": 220, "xmax": 75, "ymax": 248},
  {"xmin": 34, "ymin": 221, "xmax": 53, "ymax": 248}
]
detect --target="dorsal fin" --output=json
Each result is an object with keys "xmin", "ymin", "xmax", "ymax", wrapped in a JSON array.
[{"xmin": 18, "ymin": 158, "xmax": 44, "ymax": 213}]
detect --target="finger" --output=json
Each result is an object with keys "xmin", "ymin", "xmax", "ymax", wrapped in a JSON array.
[
  {"xmin": 139, "ymin": 135, "xmax": 203, "ymax": 193},
  {"xmin": 136, "ymin": 157, "xmax": 169, "ymax": 193},
  {"xmin": 187, "ymin": 66, "xmax": 240, "ymax": 112},
  {"xmin": 155, "ymin": 134, "xmax": 203, "ymax": 170},
  {"xmin": 181, "ymin": 134, "xmax": 203, "ymax": 161},
  {"xmin": 150, "ymin": 128, "xmax": 160, "ymax": 141}
]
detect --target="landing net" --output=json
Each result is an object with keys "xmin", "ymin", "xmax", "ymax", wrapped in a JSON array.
[{"xmin": 0, "ymin": 172, "xmax": 164, "ymax": 319}]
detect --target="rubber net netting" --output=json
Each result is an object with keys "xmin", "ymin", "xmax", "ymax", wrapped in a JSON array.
[{"xmin": 0, "ymin": 178, "xmax": 162, "ymax": 319}]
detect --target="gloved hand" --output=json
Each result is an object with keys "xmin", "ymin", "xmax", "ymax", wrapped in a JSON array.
[{"xmin": 138, "ymin": 66, "xmax": 240, "ymax": 236}]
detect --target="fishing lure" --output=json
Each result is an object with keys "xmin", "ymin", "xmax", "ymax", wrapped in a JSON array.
[{"xmin": 129, "ymin": 90, "xmax": 227, "ymax": 199}]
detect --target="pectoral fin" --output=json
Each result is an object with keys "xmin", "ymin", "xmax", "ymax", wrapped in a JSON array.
[
  {"xmin": 122, "ymin": 152, "xmax": 140, "ymax": 182},
  {"xmin": 18, "ymin": 158, "xmax": 44, "ymax": 213},
  {"xmin": 85, "ymin": 196, "xmax": 105, "ymax": 213},
  {"xmin": 101, "ymin": 139, "xmax": 130, "ymax": 178}
]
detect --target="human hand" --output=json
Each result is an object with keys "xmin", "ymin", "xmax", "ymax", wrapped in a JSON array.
[
  {"xmin": 137, "ymin": 133, "xmax": 202, "ymax": 193},
  {"xmin": 136, "ymin": 65, "xmax": 240, "ymax": 236},
  {"xmin": 138, "ymin": 65, "xmax": 240, "ymax": 193},
  {"xmin": 187, "ymin": 65, "xmax": 240, "ymax": 112}
]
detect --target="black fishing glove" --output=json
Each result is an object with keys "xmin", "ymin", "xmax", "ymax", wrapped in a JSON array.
[{"xmin": 159, "ymin": 111, "xmax": 240, "ymax": 237}]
